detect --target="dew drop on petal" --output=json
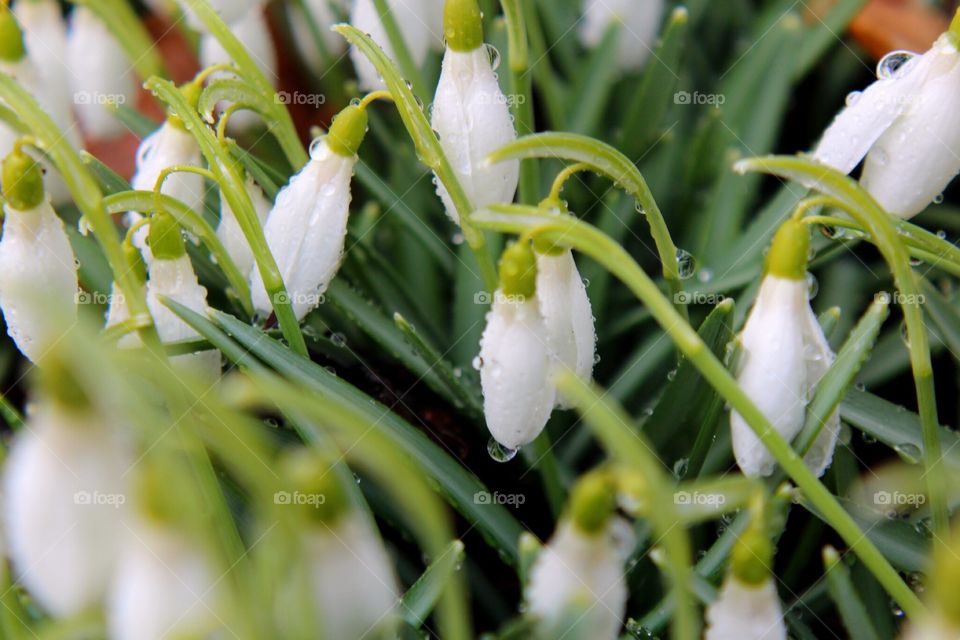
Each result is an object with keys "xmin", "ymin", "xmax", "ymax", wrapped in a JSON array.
[
  {"xmin": 672, "ymin": 457, "xmax": 688, "ymax": 478},
  {"xmin": 484, "ymin": 43, "xmax": 501, "ymax": 71},
  {"xmin": 937, "ymin": 229, "xmax": 948, "ymax": 240},
  {"xmin": 845, "ymin": 90, "xmax": 862, "ymax": 106},
  {"xmin": 876, "ymin": 50, "xmax": 916, "ymax": 80},
  {"xmin": 933, "ymin": 193, "xmax": 945, "ymax": 204},
  {"xmin": 805, "ymin": 272, "xmax": 819, "ymax": 300},
  {"xmin": 471, "ymin": 355, "xmax": 482, "ymax": 370},
  {"xmin": 894, "ymin": 442, "xmax": 922, "ymax": 464},
  {"xmin": 487, "ymin": 437, "xmax": 518, "ymax": 462}
]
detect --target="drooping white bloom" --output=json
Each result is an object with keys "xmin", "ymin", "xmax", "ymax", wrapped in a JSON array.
[
  {"xmin": 431, "ymin": 41, "xmax": 519, "ymax": 224},
  {"xmin": 813, "ymin": 35, "xmax": 960, "ymax": 219},
  {"xmin": 179, "ymin": 0, "xmax": 259, "ymax": 32},
  {"xmin": 66, "ymin": 7, "xmax": 136, "ymax": 141},
  {"xmin": 217, "ymin": 175, "xmax": 272, "ymax": 278},
  {"xmin": 526, "ymin": 520, "xmax": 627, "ymax": 640},
  {"xmin": 536, "ymin": 250, "xmax": 595, "ymax": 408},
  {"xmin": 580, "ymin": 0, "xmax": 664, "ymax": 72},
  {"xmin": 348, "ymin": 0, "xmax": 429, "ymax": 92},
  {"xmin": 290, "ymin": 0, "xmax": 347, "ymax": 72},
  {"xmin": 13, "ymin": 0, "xmax": 70, "ymax": 110},
  {"xmin": 0, "ymin": 193, "xmax": 78, "ymax": 362},
  {"xmin": 250, "ymin": 131, "xmax": 358, "ymax": 321},
  {"xmin": 4, "ymin": 401, "xmax": 131, "ymax": 616},
  {"xmin": 108, "ymin": 518, "xmax": 223, "ymax": 640},
  {"xmin": 479, "ymin": 290, "xmax": 555, "ymax": 450},
  {"xmin": 705, "ymin": 575, "xmax": 787, "ymax": 640},
  {"xmin": 730, "ymin": 273, "xmax": 839, "ymax": 478}
]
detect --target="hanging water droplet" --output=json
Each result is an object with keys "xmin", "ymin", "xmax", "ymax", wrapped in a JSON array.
[
  {"xmin": 806, "ymin": 272, "xmax": 819, "ymax": 300},
  {"xmin": 330, "ymin": 332, "xmax": 347, "ymax": 347},
  {"xmin": 876, "ymin": 50, "xmax": 916, "ymax": 80},
  {"xmin": 894, "ymin": 442, "xmax": 922, "ymax": 464},
  {"xmin": 845, "ymin": 90, "xmax": 862, "ymax": 106},
  {"xmin": 484, "ymin": 43, "xmax": 501, "ymax": 70},
  {"xmin": 908, "ymin": 255, "xmax": 923, "ymax": 266},
  {"xmin": 634, "ymin": 201, "xmax": 646, "ymax": 215},
  {"xmin": 308, "ymin": 136, "xmax": 326, "ymax": 158},
  {"xmin": 471, "ymin": 355, "xmax": 482, "ymax": 370},
  {"xmin": 937, "ymin": 229, "xmax": 947, "ymax": 240},
  {"xmin": 349, "ymin": 97, "xmax": 362, "ymax": 107},
  {"xmin": 676, "ymin": 248, "xmax": 696, "ymax": 280},
  {"xmin": 672, "ymin": 458, "xmax": 688, "ymax": 478},
  {"xmin": 933, "ymin": 193, "xmax": 945, "ymax": 204},
  {"xmin": 900, "ymin": 320, "xmax": 911, "ymax": 346},
  {"xmin": 855, "ymin": 382, "xmax": 865, "ymax": 392},
  {"xmin": 487, "ymin": 438, "xmax": 518, "ymax": 462},
  {"xmin": 861, "ymin": 431, "xmax": 878, "ymax": 444},
  {"xmin": 593, "ymin": 352, "xmax": 601, "ymax": 365},
  {"xmin": 666, "ymin": 368, "xmax": 677, "ymax": 381}
]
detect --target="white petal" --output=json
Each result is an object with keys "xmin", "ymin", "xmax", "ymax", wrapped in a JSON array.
[
  {"xmin": 348, "ymin": 0, "xmax": 429, "ymax": 92},
  {"xmin": 290, "ymin": 0, "xmax": 347, "ymax": 71},
  {"xmin": 108, "ymin": 521, "xmax": 222, "ymax": 640},
  {"xmin": 250, "ymin": 140, "xmax": 354, "ymax": 320},
  {"xmin": 217, "ymin": 175, "xmax": 272, "ymax": 277},
  {"xmin": 14, "ymin": 0, "xmax": 70, "ymax": 109},
  {"xmin": 799, "ymin": 307, "xmax": 839, "ymax": 477},
  {"xmin": 479, "ymin": 294, "xmax": 555, "ymax": 449},
  {"xmin": 580, "ymin": 0, "xmax": 664, "ymax": 72},
  {"xmin": 730, "ymin": 275, "xmax": 808, "ymax": 477},
  {"xmin": 66, "ymin": 7, "xmax": 136, "ymax": 140},
  {"xmin": 705, "ymin": 576, "xmax": 786, "ymax": 640},
  {"xmin": 537, "ymin": 251, "xmax": 596, "ymax": 408},
  {"xmin": 431, "ymin": 46, "xmax": 519, "ymax": 224},
  {"xmin": 526, "ymin": 521, "xmax": 626, "ymax": 640},
  {"xmin": 4, "ymin": 405, "xmax": 131, "ymax": 616},
  {"xmin": 0, "ymin": 199, "xmax": 78, "ymax": 362},
  {"xmin": 861, "ymin": 43, "xmax": 960, "ymax": 218}
]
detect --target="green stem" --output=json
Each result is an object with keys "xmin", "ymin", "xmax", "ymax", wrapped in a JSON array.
[
  {"xmin": 472, "ymin": 204, "xmax": 925, "ymax": 620},
  {"xmin": 370, "ymin": 0, "xmax": 429, "ymax": 101},
  {"xmin": 500, "ymin": 0, "xmax": 538, "ymax": 204}
]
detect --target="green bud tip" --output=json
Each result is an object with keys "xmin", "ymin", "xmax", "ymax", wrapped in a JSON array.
[
  {"xmin": 444, "ymin": 0, "xmax": 484, "ymax": 52},
  {"xmin": 123, "ymin": 242, "xmax": 147, "ymax": 285},
  {"xmin": 147, "ymin": 211, "xmax": 186, "ymax": 261},
  {"xmin": 326, "ymin": 105, "xmax": 368, "ymax": 157},
  {"xmin": 498, "ymin": 240, "xmax": 537, "ymax": 299},
  {"xmin": 2, "ymin": 144, "xmax": 45, "ymax": 211},
  {"xmin": 765, "ymin": 217, "xmax": 809, "ymax": 281},
  {"xmin": 950, "ymin": 9, "xmax": 960, "ymax": 45},
  {"xmin": 730, "ymin": 498, "xmax": 773, "ymax": 586},
  {"xmin": 569, "ymin": 470, "xmax": 617, "ymax": 535},
  {"xmin": 279, "ymin": 449, "xmax": 349, "ymax": 524},
  {"xmin": 0, "ymin": 6, "xmax": 25, "ymax": 62}
]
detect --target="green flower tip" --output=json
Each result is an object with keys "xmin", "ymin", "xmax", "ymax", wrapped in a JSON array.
[
  {"xmin": 950, "ymin": 9, "xmax": 960, "ymax": 45},
  {"xmin": 444, "ymin": 0, "xmax": 484, "ymax": 52},
  {"xmin": 569, "ymin": 470, "xmax": 617, "ymax": 535},
  {"xmin": 498, "ymin": 240, "xmax": 537, "ymax": 299},
  {"xmin": 2, "ymin": 144, "xmax": 45, "ymax": 211},
  {"xmin": 731, "ymin": 507, "xmax": 773, "ymax": 586},
  {"xmin": 123, "ymin": 241, "xmax": 147, "ymax": 285},
  {"xmin": 0, "ymin": 7, "xmax": 25, "ymax": 62},
  {"xmin": 327, "ymin": 104, "xmax": 368, "ymax": 157},
  {"xmin": 765, "ymin": 217, "xmax": 809, "ymax": 281},
  {"xmin": 147, "ymin": 211, "xmax": 186, "ymax": 261},
  {"xmin": 279, "ymin": 449, "xmax": 350, "ymax": 524}
]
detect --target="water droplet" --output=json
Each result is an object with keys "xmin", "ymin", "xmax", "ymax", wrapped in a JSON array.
[
  {"xmin": 451, "ymin": 232, "xmax": 465, "ymax": 245},
  {"xmin": 855, "ymin": 382, "xmax": 865, "ymax": 392},
  {"xmin": 937, "ymin": 229, "xmax": 947, "ymax": 240},
  {"xmin": 349, "ymin": 97, "xmax": 361, "ymax": 107},
  {"xmin": 672, "ymin": 458, "xmax": 688, "ymax": 478},
  {"xmin": 876, "ymin": 50, "xmax": 916, "ymax": 80},
  {"xmin": 861, "ymin": 431, "xmax": 877, "ymax": 444},
  {"xmin": 634, "ymin": 201, "xmax": 646, "ymax": 215},
  {"xmin": 845, "ymin": 91, "xmax": 862, "ymax": 106},
  {"xmin": 676, "ymin": 248, "xmax": 696, "ymax": 280},
  {"xmin": 471, "ymin": 356, "xmax": 482, "ymax": 370},
  {"xmin": 453, "ymin": 367, "xmax": 463, "ymax": 378},
  {"xmin": 806, "ymin": 272, "xmax": 819, "ymax": 300},
  {"xmin": 330, "ymin": 332, "xmax": 347, "ymax": 347},
  {"xmin": 900, "ymin": 320, "xmax": 910, "ymax": 346},
  {"xmin": 666, "ymin": 368, "xmax": 677, "ymax": 381},
  {"xmin": 698, "ymin": 268, "xmax": 713, "ymax": 283},
  {"xmin": 593, "ymin": 352, "xmax": 601, "ymax": 365},
  {"xmin": 894, "ymin": 442, "xmax": 922, "ymax": 464},
  {"xmin": 487, "ymin": 438, "xmax": 518, "ymax": 462},
  {"xmin": 308, "ymin": 136, "xmax": 326, "ymax": 158},
  {"xmin": 484, "ymin": 43, "xmax": 501, "ymax": 70},
  {"xmin": 933, "ymin": 193, "xmax": 945, "ymax": 204}
]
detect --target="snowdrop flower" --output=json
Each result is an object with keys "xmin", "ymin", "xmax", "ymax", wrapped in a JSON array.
[
  {"xmin": 431, "ymin": 0, "xmax": 518, "ymax": 225},
  {"xmin": 289, "ymin": 0, "xmax": 347, "ymax": 73},
  {"xmin": 4, "ymin": 367, "xmax": 132, "ymax": 617},
  {"xmin": 250, "ymin": 104, "xmax": 367, "ymax": 320},
  {"xmin": 526, "ymin": 472, "xmax": 627, "ymax": 640},
  {"xmin": 275, "ymin": 452, "xmax": 399, "ymax": 638},
  {"xmin": 813, "ymin": 20, "xmax": 960, "ymax": 219},
  {"xmin": 730, "ymin": 218, "xmax": 838, "ymax": 478},
  {"xmin": 580, "ymin": 0, "xmax": 664, "ymax": 72},
  {"xmin": 145, "ymin": 212, "xmax": 221, "ymax": 380},
  {"xmin": 199, "ymin": 5, "xmax": 276, "ymax": 133},
  {"xmin": 705, "ymin": 501, "xmax": 785, "ymax": 640},
  {"xmin": 535, "ymin": 234, "xmax": 595, "ymax": 409},
  {"xmin": 0, "ymin": 146, "xmax": 78, "ymax": 363},
  {"xmin": 65, "ymin": 7, "xmax": 136, "ymax": 141},
  {"xmin": 479, "ymin": 241, "xmax": 555, "ymax": 452},
  {"xmin": 217, "ymin": 174, "xmax": 272, "ymax": 278},
  {"xmin": 348, "ymin": 0, "xmax": 429, "ymax": 92},
  {"xmin": 179, "ymin": 0, "xmax": 259, "ymax": 32},
  {"xmin": 13, "ymin": 0, "xmax": 70, "ymax": 112}
]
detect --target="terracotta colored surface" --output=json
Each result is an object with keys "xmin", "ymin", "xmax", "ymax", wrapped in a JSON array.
[{"xmin": 850, "ymin": 0, "xmax": 949, "ymax": 58}]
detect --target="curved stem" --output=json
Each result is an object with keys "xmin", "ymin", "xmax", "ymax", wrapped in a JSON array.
[
  {"xmin": 358, "ymin": 90, "xmax": 394, "ymax": 110},
  {"xmin": 547, "ymin": 162, "xmax": 593, "ymax": 204}
]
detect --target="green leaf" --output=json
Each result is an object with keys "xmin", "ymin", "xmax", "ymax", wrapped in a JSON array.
[
  {"xmin": 401, "ymin": 540, "xmax": 466, "ymax": 628},
  {"xmin": 80, "ymin": 151, "xmax": 131, "ymax": 196},
  {"xmin": 919, "ymin": 278, "xmax": 960, "ymax": 363},
  {"xmin": 822, "ymin": 546, "xmax": 882, "ymax": 640},
  {"xmin": 113, "ymin": 104, "xmax": 161, "ymax": 139}
]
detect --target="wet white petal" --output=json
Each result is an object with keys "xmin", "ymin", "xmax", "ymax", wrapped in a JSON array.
[
  {"xmin": 799, "ymin": 306, "xmax": 840, "ymax": 477},
  {"xmin": 580, "ymin": 0, "xmax": 664, "ymax": 72},
  {"xmin": 217, "ymin": 175, "xmax": 272, "ymax": 277},
  {"xmin": 0, "ymin": 199, "xmax": 78, "ymax": 362},
  {"xmin": 479, "ymin": 294, "xmax": 554, "ymax": 449},
  {"xmin": 250, "ymin": 139, "xmax": 355, "ymax": 320},
  {"xmin": 705, "ymin": 576, "xmax": 786, "ymax": 640},
  {"xmin": 431, "ymin": 46, "xmax": 519, "ymax": 224},
  {"xmin": 14, "ymin": 0, "xmax": 70, "ymax": 110},
  {"xmin": 348, "ymin": 0, "xmax": 429, "ymax": 92}
]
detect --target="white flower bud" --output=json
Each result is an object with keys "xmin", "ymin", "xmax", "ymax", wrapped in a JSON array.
[
  {"xmin": 813, "ymin": 34, "xmax": 960, "ymax": 219},
  {"xmin": 0, "ymin": 198, "xmax": 78, "ymax": 363},
  {"xmin": 580, "ymin": 0, "xmax": 664, "ymax": 72},
  {"xmin": 108, "ymin": 519, "xmax": 223, "ymax": 640},
  {"xmin": 705, "ymin": 575, "xmax": 786, "ymax": 640},
  {"xmin": 290, "ymin": 0, "xmax": 347, "ymax": 72},
  {"xmin": 217, "ymin": 175, "xmax": 272, "ymax": 278},
  {"xmin": 536, "ymin": 250, "xmax": 595, "ymax": 408},
  {"xmin": 348, "ymin": 0, "xmax": 429, "ymax": 92},
  {"xmin": 250, "ymin": 137, "xmax": 357, "ymax": 321},
  {"xmin": 479, "ymin": 292, "xmax": 555, "ymax": 450},
  {"xmin": 431, "ymin": 45, "xmax": 519, "ymax": 225},
  {"xmin": 730, "ymin": 274, "xmax": 839, "ymax": 477},
  {"xmin": 3, "ymin": 402, "xmax": 132, "ymax": 616},
  {"xmin": 526, "ymin": 520, "xmax": 627, "ymax": 640},
  {"xmin": 66, "ymin": 7, "xmax": 136, "ymax": 141}
]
